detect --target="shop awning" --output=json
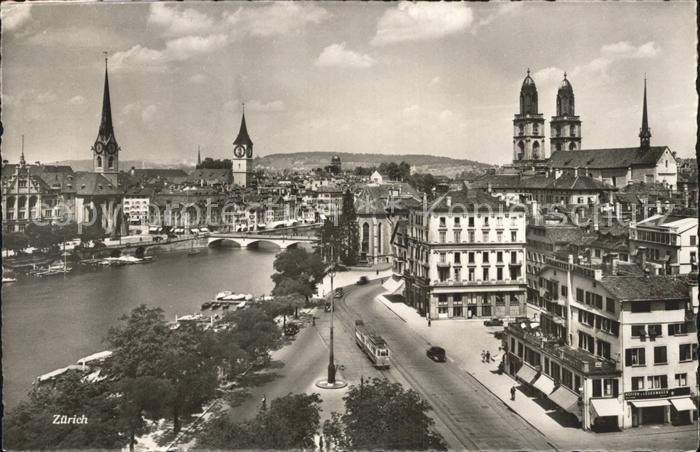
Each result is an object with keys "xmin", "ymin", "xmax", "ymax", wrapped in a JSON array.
[
  {"xmin": 630, "ymin": 399, "xmax": 671, "ymax": 408},
  {"xmin": 549, "ymin": 386, "xmax": 580, "ymax": 414},
  {"xmin": 516, "ymin": 365, "xmax": 538, "ymax": 384},
  {"xmin": 532, "ymin": 374, "xmax": 555, "ymax": 395},
  {"xmin": 591, "ymin": 398, "xmax": 622, "ymax": 417},
  {"xmin": 670, "ymin": 398, "xmax": 697, "ymax": 411}
]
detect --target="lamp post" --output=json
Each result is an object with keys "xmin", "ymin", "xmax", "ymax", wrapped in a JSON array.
[{"xmin": 327, "ymin": 245, "xmax": 337, "ymax": 384}]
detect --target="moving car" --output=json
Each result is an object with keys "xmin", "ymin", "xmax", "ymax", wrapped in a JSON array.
[
  {"xmin": 284, "ymin": 322, "xmax": 300, "ymax": 336},
  {"xmin": 356, "ymin": 276, "xmax": 369, "ymax": 285},
  {"xmin": 334, "ymin": 288, "xmax": 344, "ymax": 299},
  {"xmin": 483, "ymin": 318, "xmax": 504, "ymax": 327},
  {"xmin": 426, "ymin": 346, "xmax": 446, "ymax": 362}
]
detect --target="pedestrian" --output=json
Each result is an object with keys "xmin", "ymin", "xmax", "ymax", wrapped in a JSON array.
[
  {"xmin": 510, "ymin": 386, "xmax": 516, "ymax": 401},
  {"xmin": 376, "ymin": 269, "xmax": 379, "ymax": 276},
  {"xmin": 428, "ymin": 317, "xmax": 431, "ymax": 327},
  {"xmin": 485, "ymin": 350, "xmax": 491, "ymax": 362},
  {"xmin": 481, "ymin": 350, "xmax": 486, "ymax": 362},
  {"xmin": 261, "ymin": 394, "xmax": 267, "ymax": 411}
]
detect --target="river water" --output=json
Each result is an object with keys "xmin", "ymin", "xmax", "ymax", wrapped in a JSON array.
[{"xmin": 1, "ymin": 245, "xmax": 278, "ymax": 410}]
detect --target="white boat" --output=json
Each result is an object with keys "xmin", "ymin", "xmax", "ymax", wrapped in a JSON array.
[
  {"xmin": 223, "ymin": 293, "xmax": 245, "ymax": 301},
  {"xmin": 77, "ymin": 350, "xmax": 113, "ymax": 368},
  {"xmin": 244, "ymin": 293, "xmax": 253, "ymax": 301},
  {"xmin": 236, "ymin": 301, "xmax": 246, "ymax": 310},
  {"xmin": 216, "ymin": 291, "xmax": 233, "ymax": 300},
  {"xmin": 2, "ymin": 277, "xmax": 17, "ymax": 283}
]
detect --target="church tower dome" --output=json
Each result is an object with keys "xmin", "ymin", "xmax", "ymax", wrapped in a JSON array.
[
  {"xmin": 513, "ymin": 69, "xmax": 546, "ymax": 162},
  {"xmin": 550, "ymin": 73, "xmax": 582, "ymax": 152}
]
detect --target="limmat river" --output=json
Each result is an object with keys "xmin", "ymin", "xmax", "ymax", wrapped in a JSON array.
[{"xmin": 1, "ymin": 245, "xmax": 279, "ymax": 410}]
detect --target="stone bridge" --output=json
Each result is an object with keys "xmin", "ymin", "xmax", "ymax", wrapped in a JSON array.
[{"xmin": 207, "ymin": 232, "xmax": 317, "ymax": 249}]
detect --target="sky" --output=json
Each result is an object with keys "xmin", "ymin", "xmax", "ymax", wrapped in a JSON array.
[{"xmin": 1, "ymin": 1, "xmax": 697, "ymax": 166}]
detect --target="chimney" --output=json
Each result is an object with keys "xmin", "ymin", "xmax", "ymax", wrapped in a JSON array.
[
  {"xmin": 568, "ymin": 254, "xmax": 574, "ymax": 265},
  {"xmin": 130, "ymin": 166, "xmax": 136, "ymax": 176},
  {"xmin": 611, "ymin": 256, "xmax": 619, "ymax": 276},
  {"xmin": 487, "ymin": 182, "xmax": 492, "ymax": 194},
  {"xmin": 574, "ymin": 167, "xmax": 578, "ymax": 178},
  {"xmin": 446, "ymin": 195, "xmax": 452, "ymax": 207}
]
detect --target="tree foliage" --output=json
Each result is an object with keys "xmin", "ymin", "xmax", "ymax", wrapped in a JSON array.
[
  {"xmin": 338, "ymin": 189, "xmax": 360, "ymax": 266},
  {"xmin": 198, "ymin": 392, "xmax": 322, "ymax": 449},
  {"xmin": 323, "ymin": 378, "xmax": 447, "ymax": 451},
  {"xmin": 271, "ymin": 247, "xmax": 325, "ymax": 300},
  {"xmin": 196, "ymin": 157, "xmax": 233, "ymax": 169},
  {"xmin": 2, "ymin": 373, "xmax": 125, "ymax": 450},
  {"xmin": 2, "ymin": 231, "xmax": 30, "ymax": 252}
]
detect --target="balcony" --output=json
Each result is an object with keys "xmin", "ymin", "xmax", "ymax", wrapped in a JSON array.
[{"xmin": 507, "ymin": 322, "xmax": 620, "ymax": 376}]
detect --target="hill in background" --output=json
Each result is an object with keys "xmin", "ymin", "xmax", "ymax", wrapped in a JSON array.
[
  {"xmin": 52, "ymin": 152, "xmax": 492, "ymax": 177},
  {"xmin": 254, "ymin": 152, "xmax": 493, "ymax": 177}
]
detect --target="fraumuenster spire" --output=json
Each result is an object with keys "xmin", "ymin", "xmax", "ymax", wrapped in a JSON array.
[{"xmin": 639, "ymin": 76, "xmax": 651, "ymax": 149}]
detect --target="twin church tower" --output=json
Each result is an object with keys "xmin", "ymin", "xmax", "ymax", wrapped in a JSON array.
[{"xmin": 513, "ymin": 69, "xmax": 581, "ymax": 162}]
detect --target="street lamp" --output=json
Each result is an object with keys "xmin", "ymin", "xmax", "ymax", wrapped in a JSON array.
[{"xmin": 327, "ymin": 246, "xmax": 337, "ymax": 384}]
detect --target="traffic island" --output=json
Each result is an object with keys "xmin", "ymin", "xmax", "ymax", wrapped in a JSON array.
[{"xmin": 315, "ymin": 379, "xmax": 348, "ymax": 389}]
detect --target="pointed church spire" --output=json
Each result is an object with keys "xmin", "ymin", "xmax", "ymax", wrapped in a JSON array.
[
  {"xmin": 197, "ymin": 145, "xmax": 202, "ymax": 167},
  {"xmin": 233, "ymin": 104, "xmax": 253, "ymax": 147},
  {"xmin": 20, "ymin": 134, "xmax": 26, "ymax": 166},
  {"xmin": 639, "ymin": 75, "xmax": 651, "ymax": 149},
  {"xmin": 98, "ymin": 55, "xmax": 115, "ymax": 141}
]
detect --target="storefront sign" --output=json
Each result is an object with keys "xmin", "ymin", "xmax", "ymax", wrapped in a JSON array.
[{"xmin": 624, "ymin": 387, "xmax": 690, "ymax": 400}]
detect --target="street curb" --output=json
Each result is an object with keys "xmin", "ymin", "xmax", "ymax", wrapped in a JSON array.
[
  {"xmin": 464, "ymin": 369, "xmax": 560, "ymax": 451},
  {"xmin": 374, "ymin": 294, "xmax": 407, "ymax": 323}
]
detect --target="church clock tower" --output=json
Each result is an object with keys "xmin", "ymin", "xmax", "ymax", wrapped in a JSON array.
[
  {"xmin": 550, "ymin": 73, "xmax": 582, "ymax": 152},
  {"xmin": 92, "ymin": 56, "xmax": 120, "ymax": 185},
  {"xmin": 513, "ymin": 69, "xmax": 546, "ymax": 162},
  {"xmin": 231, "ymin": 105, "xmax": 254, "ymax": 188}
]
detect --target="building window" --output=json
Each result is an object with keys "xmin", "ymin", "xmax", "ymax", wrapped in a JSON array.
[
  {"xmin": 468, "ymin": 231, "xmax": 475, "ymax": 242},
  {"xmin": 647, "ymin": 324, "xmax": 662, "ymax": 338},
  {"xmin": 439, "ymin": 252, "xmax": 446, "ymax": 263},
  {"xmin": 482, "ymin": 268, "xmax": 489, "ymax": 281},
  {"xmin": 483, "ymin": 217, "xmax": 489, "ymax": 227},
  {"xmin": 605, "ymin": 298, "xmax": 615, "ymax": 314},
  {"xmin": 482, "ymin": 252, "xmax": 489, "ymax": 263},
  {"xmin": 482, "ymin": 231, "xmax": 489, "ymax": 242},
  {"xmin": 454, "ymin": 252, "xmax": 461, "ymax": 264},
  {"xmin": 497, "ymin": 232, "xmax": 503, "ymax": 242},
  {"xmin": 96, "ymin": 156, "xmax": 102, "ymax": 167},
  {"xmin": 597, "ymin": 340, "xmax": 611, "ymax": 359},
  {"xmin": 439, "ymin": 231, "xmax": 446, "ymax": 243},
  {"xmin": 675, "ymin": 373, "xmax": 688, "ymax": 387},
  {"xmin": 468, "ymin": 217, "xmax": 475, "ymax": 227},
  {"xmin": 679, "ymin": 343, "xmax": 697, "ymax": 361},
  {"xmin": 497, "ymin": 251, "xmax": 503, "ymax": 262},
  {"xmin": 625, "ymin": 348, "xmax": 646, "ymax": 366},
  {"xmin": 631, "ymin": 325, "xmax": 646, "ymax": 337},
  {"xmin": 561, "ymin": 285, "xmax": 568, "ymax": 297},
  {"xmin": 561, "ymin": 368, "xmax": 572, "ymax": 389},
  {"xmin": 631, "ymin": 302, "xmax": 652, "ymax": 313},
  {"xmin": 653, "ymin": 346, "xmax": 667, "ymax": 364},
  {"xmin": 468, "ymin": 252, "xmax": 475, "ymax": 264},
  {"xmin": 108, "ymin": 156, "xmax": 114, "ymax": 168},
  {"xmin": 454, "ymin": 217, "xmax": 460, "ymax": 227},
  {"xmin": 454, "ymin": 268, "xmax": 461, "ymax": 281},
  {"xmin": 454, "ymin": 230, "xmax": 461, "ymax": 242},
  {"xmin": 467, "ymin": 267, "xmax": 475, "ymax": 281},
  {"xmin": 578, "ymin": 332, "xmax": 594, "ymax": 353},
  {"xmin": 631, "ymin": 377, "xmax": 644, "ymax": 390},
  {"xmin": 576, "ymin": 288, "xmax": 584, "ymax": 303},
  {"xmin": 647, "ymin": 375, "xmax": 668, "ymax": 389},
  {"xmin": 511, "ymin": 231, "xmax": 517, "ymax": 242},
  {"xmin": 668, "ymin": 323, "xmax": 688, "ymax": 336},
  {"xmin": 439, "ymin": 217, "xmax": 447, "ymax": 228},
  {"xmin": 496, "ymin": 268, "xmax": 503, "ymax": 280},
  {"xmin": 691, "ymin": 236, "xmax": 697, "ymax": 246}
]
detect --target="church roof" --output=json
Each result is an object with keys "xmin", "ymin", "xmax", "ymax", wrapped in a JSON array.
[
  {"xmin": 233, "ymin": 113, "xmax": 253, "ymax": 147},
  {"xmin": 73, "ymin": 172, "xmax": 124, "ymax": 196},
  {"xmin": 548, "ymin": 146, "xmax": 668, "ymax": 170},
  {"xmin": 558, "ymin": 75, "xmax": 573, "ymax": 93}
]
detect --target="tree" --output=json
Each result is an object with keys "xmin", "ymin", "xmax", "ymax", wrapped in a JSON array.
[
  {"xmin": 197, "ymin": 157, "xmax": 232, "ymax": 169},
  {"xmin": 117, "ymin": 376, "xmax": 174, "ymax": 451},
  {"xmin": 408, "ymin": 173, "xmax": 438, "ymax": 200},
  {"xmin": 79, "ymin": 222, "xmax": 107, "ymax": 244},
  {"xmin": 2, "ymin": 231, "xmax": 30, "ymax": 253},
  {"xmin": 25, "ymin": 223, "xmax": 62, "ymax": 252},
  {"xmin": 2, "ymin": 373, "xmax": 124, "ymax": 450},
  {"xmin": 317, "ymin": 218, "xmax": 342, "ymax": 263},
  {"xmin": 198, "ymin": 392, "xmax": 322, "ymax": 449},
  {"xmin": 271, "ymin": 247, "xmax": 325, "ymax": 298},
  {"xmin": 339, "ymin": 189, "xmax": 360, "ymax": 266},
  {"xmin": 323, "ymin": 378, "xmax": 446, "ymax": 451}
]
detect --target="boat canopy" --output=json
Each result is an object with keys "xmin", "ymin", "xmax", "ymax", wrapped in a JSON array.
[{"xmin": 77, "ymin": 350, "xmax": 113, "ymax": 366}]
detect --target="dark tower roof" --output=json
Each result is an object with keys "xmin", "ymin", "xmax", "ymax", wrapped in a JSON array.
[
  {"xmin": 639, "ymin": 77, "xmax": 651, "ymax": 149},
  {"xmin": 233, "ymin": 111, "xmax": 253, "ymax": 147},
  {"xmin": 97, "ymin": 59, "xmax": 116, "ymax": 142},
  {"xmin": 519, "ymin": 69, "xmax": 539, "ymax": 115},
  {"xmin": 556, "ymin": 73, "xmax": 575, "ymax": 116}
]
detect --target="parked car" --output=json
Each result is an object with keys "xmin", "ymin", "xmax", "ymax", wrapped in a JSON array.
[
  {"xmin": 324, "ymin": 302, "xmax": 332, "ymax": 312},
  {"xmin": 356, "ymin": 276, "xmax": 369, "ymax": 285},
  {"xmin": 334, "ymin": 288, "xmax": 344, "ymax": 299},
  {"xmin": 426, "ymin": 346, "xmax": 446, "ymax": 362},
  {"xmin": 483, "ymin": 318, "xmax": 504, "ymax": 327}
]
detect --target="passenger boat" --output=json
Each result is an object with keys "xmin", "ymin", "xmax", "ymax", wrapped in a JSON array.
[
  {"xmin": 201, "ymin": 301, "xmax": 212, "ymax": 310},
  {"xmin": 2, "ymin": 276, "xmax": 17, "ymax": 283},
  {"xmin": 215, "ymin": 291, "xmax": 232, "ymax": 300}
]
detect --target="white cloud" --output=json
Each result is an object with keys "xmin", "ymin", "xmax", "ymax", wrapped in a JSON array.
[
  {"xmin": 148, "ymin": 3, "xmax": 214, "ymax": 37},
  {"xmin": 68, "ymin": 95, "xmax": 86, "ymax": 106},
  {"xmin": 372, "ymin": 2, "xmax": 473, "ymax": 46},
  {"xmin": 141, "ymin": 105, "xmax": 158, "ymax": 124},
  {"xmin": 428, "ymin": 76, "xmax": 441, "ymax": 87},
  {"xmin": 111, "ymin": 34, "xmax": 228, "ymax": 71},
  {"xmin": 188, "ymin": 74, "xmax": 209, "ymax": 84},
  {"xmin": 224, "ymin": 3, "xmax": 331, "ymax": 37},
  {"xmin": 224, "ymin": 98, "xmax": 285, "ymax": 113},
  {"xmin": 477, "ymin": 2, "xmax": 522, "ymax": 27},
  {"xmin": 163, "ymin": 34, "xmax": 229, "ymax": 61},
  {"xmin": 35, "ymin": 92, "xmax": 57, "ymax": 104},
  {"xmin": 1, "ymin": 4, "xmax": 32, "ymax": 31},
  {"xmin": 601, "ymin": 41, "xmax": 659, "ymax": 59},
  {"xmin": 315, "ymin": 43, "xmax": 376, "ymax": 69},
  {"xmin": 122, "ymin": 103, "xmax": 140, "ymax": 116}
]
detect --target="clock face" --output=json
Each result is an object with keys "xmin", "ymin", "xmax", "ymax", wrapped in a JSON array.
[
  {"xmin": 95, "ymin": 142, "xmax": 104, "ymax": 154},
  {"xmin": 107, "ymin": 142, "xmax": 117, "ymax": 154},
  {"xmin": 234, "ymin": 145, "xmax": 245, "ymax": 158},
  {"xmin": 246, "ymin": 147, "xmax": 253, "ymax": 158}
]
